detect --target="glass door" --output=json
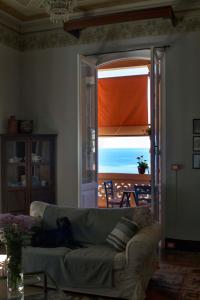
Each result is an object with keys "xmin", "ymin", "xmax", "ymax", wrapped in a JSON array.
[
  {"xmin": 151, "ymin": 47, "xmax": 166, "ymax": 224},
  {"xmin": 4, "ymin": 138, "xmax": 28, "ymax": 213},
  {"xmin": 30, "ymin": 136, "xmax": 55, "ymax": 204},
  {"xmin": 78, "ymin": 55, "xmax": 98, "ymax": 207}
]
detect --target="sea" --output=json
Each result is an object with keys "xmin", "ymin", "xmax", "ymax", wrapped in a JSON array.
[{"xmin": 98, "ymin": 148, "xmax": 150, "ymax": 174}]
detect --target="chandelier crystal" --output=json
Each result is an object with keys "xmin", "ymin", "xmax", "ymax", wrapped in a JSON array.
[{"xmin": 46, "ymin": 0, "xmax": 76, "ymax": 24}]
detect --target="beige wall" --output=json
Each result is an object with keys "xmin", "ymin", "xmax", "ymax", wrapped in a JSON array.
[
  {"xmin": 0, "ymin": 45, "xmax": 21, "ymax": 132},
  {"xmin": 0, "ymin": 44, "xmax": 21, "ymax": 211},
  {"xmin": 165, "ymin": 32, "xmax": 200, "ymax": 240},
  {"xmin": 21, "ymin": 46, "xmax": 79, "ymax": 207}
]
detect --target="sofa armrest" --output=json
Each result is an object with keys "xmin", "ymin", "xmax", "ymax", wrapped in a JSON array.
[
  {"xmin": 30, "ymin": 201, "xmax": 49, "ymax": 218},
  {"xmin": 125, "ymin": 223, "xmax": 162, "ymax": 269}
]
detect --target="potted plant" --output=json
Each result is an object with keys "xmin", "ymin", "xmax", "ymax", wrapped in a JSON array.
[{"xmin": 136, "ymin": 156, "xmax": 149, "ymax": 174}]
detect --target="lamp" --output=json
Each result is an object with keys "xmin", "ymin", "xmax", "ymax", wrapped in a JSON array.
[{"xmin": 45, "ymin": 0, "xmax": 76, "ymax": 24}]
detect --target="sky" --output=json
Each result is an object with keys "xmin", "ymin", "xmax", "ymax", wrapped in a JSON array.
[
  {"xmin": 98, "ymin": 136, "xmax": 150, "ymax": 149},
  {"xmin": 98, "ymin": 66, "xmax": 149, "ymax": 78}
]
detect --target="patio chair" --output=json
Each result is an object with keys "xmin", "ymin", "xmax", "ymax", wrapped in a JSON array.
[
  {"xmin": 134, "ymin": 184, "xmax": 151, "ymax": 206},
  {"xmin": 103, "ymin": 180, "xmax": 122, "ymax": 208}
]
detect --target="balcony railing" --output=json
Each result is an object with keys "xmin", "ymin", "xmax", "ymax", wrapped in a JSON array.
[{"xmin": 98, "ymin": 173, "xmax": 151, "ymax": 207}]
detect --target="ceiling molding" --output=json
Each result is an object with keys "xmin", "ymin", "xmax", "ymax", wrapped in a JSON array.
[
  {"xmin": 0, "ymin": 0, "xmax": 200, "ymax": 35},
  {"xmin": 1, "ymin": 13, "xmax": 200, "ymax": 51},
  {"xmin": 0, "ymin": 1, "xmax": 25, "ymax": 21},
  {"xmin": 0, "ymin": 9, "xmax": 21, "ymax": 32}
]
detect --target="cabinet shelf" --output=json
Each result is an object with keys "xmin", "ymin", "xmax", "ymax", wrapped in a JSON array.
[
  {"xmin": 7, "ymin": 187, "xmax": 26, "ymax": 191},
  {"xmin": 7, "ymin": 162, "xmax": 26, "ymax": 166},
  {"xmin": 32, "ymin": 186, "xmax": 49, "ymax": 190},
  {"xmin": 31, "ymin": 162, "xmax": 50, "ymax": 166}
]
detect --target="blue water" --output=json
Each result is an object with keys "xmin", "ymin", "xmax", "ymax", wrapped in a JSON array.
[{"xmin": 98, "ymin": 148, "xmax": 150, "ymax": 174}]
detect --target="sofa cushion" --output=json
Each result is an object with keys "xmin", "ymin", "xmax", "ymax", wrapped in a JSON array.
[
  {"xmin": 22, "ymin": 246, "xmax": 72, "ymax": 275},
  {"xmin": 43, "ymin": 205, "xmax": 134, "ymax": 244},
  {"xmin": 42, "ymin": 205, "xmax": 91, "ymax": 243},
  {"xmin": 106, "ymin": 217, "xmax": 138, "ymax": 251},
  {"xmin": 85, "ymin": 208, "xmax": 134, "ymax": 244},
  {"xmin": 64, "ymin": 244, "xmax": 117, "ymax": 288},
  {"xmin": 36, "ymin": 203, "xmax": 153, "ymax": 244}
]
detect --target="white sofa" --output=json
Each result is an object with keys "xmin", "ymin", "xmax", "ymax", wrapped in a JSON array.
[{"xmin": 22, "ymin": 201, "xmax": 161, "ymax": 300}]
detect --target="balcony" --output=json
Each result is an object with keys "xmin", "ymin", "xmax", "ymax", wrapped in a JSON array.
[{"xmin": 98, "ymin": 173, "xmax": 151, "ymax": 208}]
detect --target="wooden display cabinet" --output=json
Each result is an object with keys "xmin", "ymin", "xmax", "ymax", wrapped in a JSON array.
[{"xmin": 0, "ymin": 134, "xmax": 57, "ymax": 214}]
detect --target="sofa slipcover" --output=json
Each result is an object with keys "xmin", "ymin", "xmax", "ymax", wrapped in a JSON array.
[{"xmin": 22, "ymin": 201, "xmax": 161, "ymax": 300}]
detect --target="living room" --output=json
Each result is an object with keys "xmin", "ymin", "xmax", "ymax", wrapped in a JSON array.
[
  {"xmin": 0, "ymin": 0, "xmax": 199, "ymax": 242},
  {"xmin": 0, "ymin": 0, "xmax": 200, "ymax": 299}
]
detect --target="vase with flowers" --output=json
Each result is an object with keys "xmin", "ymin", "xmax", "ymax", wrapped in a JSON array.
[
  {"xmin": 0, "ymin": 214, "xmax": 35, "ymax": 299},
  {"xmin": 136, "ymin": 155, "xmax": 149, "ymax": 174}
]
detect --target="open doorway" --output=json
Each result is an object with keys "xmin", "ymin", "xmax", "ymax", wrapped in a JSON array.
[
  {"xmin": 78, "ymin": 48, "xmax": 165, "ymax": 224},
  {"xmin": 97, "ymin": 59, "xmax": 151, "ymax": 208}
]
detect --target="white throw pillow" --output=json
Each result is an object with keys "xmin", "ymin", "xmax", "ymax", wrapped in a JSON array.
[{"xmin": 106, "ymin": 217, "xmax": 138, "ymax": 251}]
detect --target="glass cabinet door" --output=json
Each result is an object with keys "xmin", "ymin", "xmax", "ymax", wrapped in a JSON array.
[
  {"xmin": 6, "ymin": 140, "xmax": 26, "ymax": 187},
  {"xmin": 5, "ymin": 139, "xmax": 27, "ymax": 213},
  {"xmin": 1, "ymin": 134, "xmax": 56, "ymax": 214},
  {"xmin": 31, "ymin": 138, "xmax": 54, "ymax": 203}
]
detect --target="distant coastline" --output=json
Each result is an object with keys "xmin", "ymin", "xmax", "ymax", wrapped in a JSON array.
[{"xmin": 98, "ymin": 148, "xmax": 150, "ymax": 174}]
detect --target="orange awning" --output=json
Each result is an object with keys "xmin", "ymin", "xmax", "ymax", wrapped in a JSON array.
[{"xmin": 98, "ymin": 75, "xmax": 148, "ymax": 136}]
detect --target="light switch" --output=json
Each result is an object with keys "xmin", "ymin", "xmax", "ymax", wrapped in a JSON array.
[{"xmin": 171, "ymin": 164, "xmax": 181, "ymax": 171}]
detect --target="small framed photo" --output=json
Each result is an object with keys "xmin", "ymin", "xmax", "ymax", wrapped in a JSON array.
[
  {"xmin": 193, "ymin": 119, "xmax": 200, "ymax": 134},
  {"xmin": 193, "ymin": 136, "xmax": 200, "ymax": 152},
  {"xmin": 193, "ymin": 154, "xmax": 200, "ymax": 169},
  {"xmin": 18, "ymin": 120, "xmax": 33, "ymax": 134}
]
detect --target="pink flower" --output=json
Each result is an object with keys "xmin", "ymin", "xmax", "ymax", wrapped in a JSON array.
[
  {"xmin": 0, "ymin": 214, "xmax": 36, "ymax": 232},
  {"xmin": 0, "ymin": 214, "xmax": 15, "ymax": 227},
  {"xmin": 0, "ymin": 214, "xmax": 37, "ymax": 245},
  {"xmin": 14, "ymin": 215, "xmax": 36, "ymax": 231}
]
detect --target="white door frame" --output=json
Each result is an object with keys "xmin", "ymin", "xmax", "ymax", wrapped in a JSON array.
[
  {"xmin": 78, "ymin": 48, "xmax": 166, "ymax": 222},
  {"xmin": 77, "ymin": 55, "xmax": 98, "ymax": 208}
]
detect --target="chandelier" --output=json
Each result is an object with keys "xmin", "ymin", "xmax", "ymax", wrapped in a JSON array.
[{"xmin": 45, "ymin": 0, "xmax": 76, "ymax": 24}]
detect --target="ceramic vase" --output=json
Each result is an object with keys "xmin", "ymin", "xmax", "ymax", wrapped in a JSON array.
[
  {"xmin": 138, "ymin": 166, "xmax": 146, "ymax": 174},
  {"xmin": 7, "ymin": 116, "xmax": 18, "ymax": 134}
]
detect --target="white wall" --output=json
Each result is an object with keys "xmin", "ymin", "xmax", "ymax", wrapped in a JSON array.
[
  {"xmin": 20, "ymin": 32, "xmax": 200, "ymax": 240},
  {"xmin": 21, "ymin": 46, "xmax": 79, "ymax": 207},
  {"xmin": 165, "ymin": 32, "xmax": 200, "ymax": 240},
  {"xmin": 0, "ymin": 44, "xmax": 21, "ymax": 211},
  {"xmin": 0, "ymin": 45, "xmax": 21, "ymax": 131}
]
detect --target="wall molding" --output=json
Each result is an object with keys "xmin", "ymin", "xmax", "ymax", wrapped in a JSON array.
[
  {"xmin": 0, "ymin": 23, "xmax": 20, "ymax": 50},
  {"xmin": 1, "ymin": 14, "xmax": 200, "ymax": 51}
]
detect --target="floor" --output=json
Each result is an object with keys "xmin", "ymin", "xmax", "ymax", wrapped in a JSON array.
[
  {"xmin": 160, "ymin": 248, "xmax": 200, "ymax": 267},
  {"xmin": 146, "ymin": 249, "xmax": 200, "ymax": 300}
]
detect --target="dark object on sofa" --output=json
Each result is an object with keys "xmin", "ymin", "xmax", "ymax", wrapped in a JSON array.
[{"xmin": 31, "ymin": 216, "xmax": 83, "ymax": 248}]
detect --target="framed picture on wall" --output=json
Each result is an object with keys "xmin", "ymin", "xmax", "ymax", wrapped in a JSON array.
[
  {"xmin": 193, "ymin": 154, "xmax": 200, "ymax": 169},
  {"xmin": 193, "ymin": 136, "xmax": 200, "ymax": 152},
  {"xmin": 193, "ymin": 119, "xmax": 200, "ymax": 134}
]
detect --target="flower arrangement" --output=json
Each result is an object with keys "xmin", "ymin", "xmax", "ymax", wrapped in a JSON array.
[
  {"xmin": 0, "ymin": 214, "xmax": 35, "ymax": 244},
  {"xmin": 0, "ymin": 214, "xmax": 36, "ymax": 295},
  {"xmin": 136, "ymin": 156, "xmax": 149, "ymax": 174}
]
